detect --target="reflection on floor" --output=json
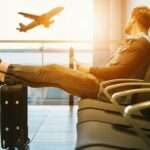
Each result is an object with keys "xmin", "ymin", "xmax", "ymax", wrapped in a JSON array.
[{"xmin": 1, "ymin": 105, "xmax": 78, "ymax": 150}]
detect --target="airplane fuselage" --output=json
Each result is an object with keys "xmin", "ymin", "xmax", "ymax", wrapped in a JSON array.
[
  {"xmin": 36, "ymin": 15, "xmax": 51, "ymax": 27},
  {"xmin": 17, "ymin": 6, "xmax": 64, "ymax": 32}
]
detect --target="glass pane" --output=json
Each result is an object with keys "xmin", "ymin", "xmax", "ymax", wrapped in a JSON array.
[
  {"xmin": 0, "ymin": 0, "xmax": 94, "ymax": 41},
  {"xmin": 0, "ymin": 0, "xmax": 94, "ymax": 104}
]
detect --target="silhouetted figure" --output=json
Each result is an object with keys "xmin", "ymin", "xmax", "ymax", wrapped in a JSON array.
[{"xmin": 17, "ymin": 7, "xmax": 64, "ymax": 32}]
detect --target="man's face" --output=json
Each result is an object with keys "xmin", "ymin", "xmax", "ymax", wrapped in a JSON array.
[{"xmin": 124, "ymin": 17, "xmax": 143, "ymax": 35}]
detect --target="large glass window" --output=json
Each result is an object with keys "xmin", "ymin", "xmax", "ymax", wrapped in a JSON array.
[
  {"xmin": 0, "ymin": 0, "xmax": 94, "ymax": 104},
  {"xmin": 0, "ymin": 0, "xmax": 94, "ymax": 41}
]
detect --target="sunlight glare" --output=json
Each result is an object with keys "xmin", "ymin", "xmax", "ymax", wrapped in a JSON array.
[{"xmin": 0, "ymin": 0, "xmax": 94, "ymax": 42}]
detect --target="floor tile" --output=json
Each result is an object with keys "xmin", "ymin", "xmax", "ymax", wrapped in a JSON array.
[{"xmin": 0, "ymin": 105, "xmax": 77, "ymax": 150}]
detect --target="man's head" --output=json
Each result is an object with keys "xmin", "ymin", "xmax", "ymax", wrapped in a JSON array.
[{"xmin": 125, "ymin": 6, "xmax": 150, "ymax": 35}]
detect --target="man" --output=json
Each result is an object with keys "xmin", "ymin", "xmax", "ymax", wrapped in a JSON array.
[{"xmin": 0, "ymin": 6, "xmax": 150, "ymax": 99}]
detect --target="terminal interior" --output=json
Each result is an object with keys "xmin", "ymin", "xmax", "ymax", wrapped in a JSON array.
[{"xmin": 0, "ymin": 0, "xmax": 150, "ymax": 150}]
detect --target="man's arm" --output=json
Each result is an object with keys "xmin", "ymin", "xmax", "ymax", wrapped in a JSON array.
[{"xmin": 90, "ymin": 38, "xmax": 150, "ymax": 81}]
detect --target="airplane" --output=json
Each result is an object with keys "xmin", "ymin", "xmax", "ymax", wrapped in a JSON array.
[{"xmin": 17, "ymin": 6, "xmax": 64, "ymax": 32}]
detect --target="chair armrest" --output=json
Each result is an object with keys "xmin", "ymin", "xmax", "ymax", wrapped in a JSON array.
[
  {"xmin": 111, "ymin": 88, "xmax": 150, "ymax": 113},
  {"xmin": 124, "ymin": 100, "xmax": 150, "ymax": 117},
  {"xmin": 104, "ymin": 82, "xmax": 150, "ymax": 100},
  {"xmin": 98, "ymin": 78, "xmax": 143, "ymax": 99},
  {"xmin": 123, "ymin": 100, "xmax": 150, "ymax": 148}
]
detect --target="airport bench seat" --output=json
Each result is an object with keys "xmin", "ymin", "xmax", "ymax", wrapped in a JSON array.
[{"xmin": 76, "ymin": 79, "xmax": 150, "ymax": 150}]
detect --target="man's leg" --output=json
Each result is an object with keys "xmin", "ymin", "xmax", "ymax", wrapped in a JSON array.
[{"xmin": 4, "ymin": 64, "xmax": 99, "ymax": 98}]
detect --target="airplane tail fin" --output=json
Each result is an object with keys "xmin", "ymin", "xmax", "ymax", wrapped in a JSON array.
[
  {"xmin": 19, "ymin": 23, "xmax": 26, "ymax": 28},
  {"xmin": 16, "ymin": 23, "xmax": 26, "ymax": 32}
]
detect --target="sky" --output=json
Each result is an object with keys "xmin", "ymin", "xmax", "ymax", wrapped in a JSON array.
[{"xmin": 0, "ymin": 0, "xmax": 94, "ymax": 41}]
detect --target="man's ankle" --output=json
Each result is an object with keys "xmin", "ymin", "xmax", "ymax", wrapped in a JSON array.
[
  {"xmin": 0, "ymin": 61, "xmax": 9, "ymax": 72},
  {"xmin": 0, "ymin": 61, "xmax": 10, "ymax": 82}
]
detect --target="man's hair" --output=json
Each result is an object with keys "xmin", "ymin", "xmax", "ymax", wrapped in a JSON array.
[{"xmin": 132, "ymin": 6, "xmax": 150, "ymax": 28}]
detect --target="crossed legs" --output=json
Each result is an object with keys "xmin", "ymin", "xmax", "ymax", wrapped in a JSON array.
[{"xmin": 4, "ymin": 64, "xmax": 99, "ymax": 99}]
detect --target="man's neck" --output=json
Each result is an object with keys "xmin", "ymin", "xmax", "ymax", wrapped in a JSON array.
[{"xmin": 126, "ymin": 28, "xmax": 150, "ymax": 42}]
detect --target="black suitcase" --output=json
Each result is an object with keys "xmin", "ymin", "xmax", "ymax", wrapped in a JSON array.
[{"xmin": 0, "ymin": 84, "xmax": 29, "ymax": 150}]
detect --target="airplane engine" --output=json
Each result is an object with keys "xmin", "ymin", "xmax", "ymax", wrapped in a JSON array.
[
  {"xmin": 44, "ymin": 23, "xmax": 50, "ymax": 28},
  {"xmin": 44, "ymin": 20, "xmax": 55, "ymax": 28}
]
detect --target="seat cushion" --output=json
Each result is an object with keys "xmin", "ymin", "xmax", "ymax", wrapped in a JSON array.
[
  {"xmin": 78, "ymin": 108, "xmax": 150, "ymax": 130},
  {"xmin": 76, "ymin": 121, "xmax": 149, "ymax": 150},
  {"xmin": 79, "ymin": 99, "xmax": 120, "ymax": 113},
  {"xmin": 76, "ymin": 146, "xmax": 121, "ymax": 150},
  {"xmin": 79, "ymin": 99, "xmax": 142, "ymax": 116}
]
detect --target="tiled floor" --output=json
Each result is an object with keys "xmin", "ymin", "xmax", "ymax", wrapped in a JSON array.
[{"xmin": 1, "ymin": 105, "xmax": 78, "ymax": 150}]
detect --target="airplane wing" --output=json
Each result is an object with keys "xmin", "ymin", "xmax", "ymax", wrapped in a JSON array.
[
  {"xmin": 44, "ymin": 7, "xmax": 64, "ymax": 18},
  {"xmin": 18, "ymin": 12, "xmax": 39, "ymax": 19},
  {"xmin": 18, "ymin": 21, "xmax": 39, "ymax": 32}
]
